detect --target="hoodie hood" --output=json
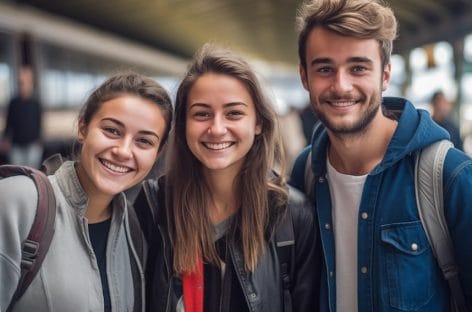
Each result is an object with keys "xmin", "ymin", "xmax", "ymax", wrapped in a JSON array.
[{"xmin": 310, "ymin": 97, "xmax": 450, "ymax": 176}]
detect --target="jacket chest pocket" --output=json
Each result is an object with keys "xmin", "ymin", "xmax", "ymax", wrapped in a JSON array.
[{"xmin": 380, "ymin": 221, "xmax": 440, "ymax": 311}]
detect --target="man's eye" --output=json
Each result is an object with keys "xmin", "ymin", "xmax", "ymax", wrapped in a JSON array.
[
  {"xmin": 352, "ymin": 66, "xmax": 367, "ymax": 73},
  {"xmin": 317, "ymin": 67, "xmax": 333, "ymax": 73}
]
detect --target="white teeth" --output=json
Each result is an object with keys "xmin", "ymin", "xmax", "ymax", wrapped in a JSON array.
[
  {"xmin": 100, "ymin": 159, "xmax": 131, "ymax": 173},
  {"xmin": 330, "ymin": 101, "xmax": 356, "ymax": 107},
  {"xmin": 204, "ymin": 142, "xmax": 232, "ymax": 150}
]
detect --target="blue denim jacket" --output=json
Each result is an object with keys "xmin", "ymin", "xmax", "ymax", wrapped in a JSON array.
[{"xmin": 291, "ymin": 98, "xmax": 472, "ymax": 311}]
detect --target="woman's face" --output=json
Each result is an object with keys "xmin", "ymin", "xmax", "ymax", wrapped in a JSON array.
[
  {"xmin": 185, "ymin": 73, "xmax": 261, "ymax": 175},
  {"xmin": 77, "ymin": 95, "xmax": 167, "ymax": 198}
]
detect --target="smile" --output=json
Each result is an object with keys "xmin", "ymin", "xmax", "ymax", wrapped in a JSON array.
[
  {"xmin": 203, "ymin": 142, "xmax": 234, "ymax": 150},
  {"xmin": 100, "ymin": 158, "xmax": 133, "ymax": 173},
  {"xmin": 327, "ymin": 100, "xmax": 357, "ymax": 107}
]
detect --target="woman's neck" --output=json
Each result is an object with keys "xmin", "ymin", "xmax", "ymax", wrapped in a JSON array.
[
  {"xmin": 85, "ymin": 192, "xmax": 113, "ymax": 224},
  {"xmin": 204, "ymin": 170, "xmax": 239, "ymax": 224}
]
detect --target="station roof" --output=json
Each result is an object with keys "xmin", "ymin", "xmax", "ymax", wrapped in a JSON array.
[{"xmin": 13, "ymin": 0, "xmax": 472, "ymax": 65}]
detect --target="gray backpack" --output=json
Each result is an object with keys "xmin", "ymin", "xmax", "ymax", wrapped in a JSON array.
[{"xmin": 304, "ymin": 140, "xmax": 466, "ymax": 312}]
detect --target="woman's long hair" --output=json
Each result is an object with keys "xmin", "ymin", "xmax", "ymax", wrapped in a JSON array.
[{"xmin": 166, "ymin": 44, "xmax": 288, "ymax": 273}]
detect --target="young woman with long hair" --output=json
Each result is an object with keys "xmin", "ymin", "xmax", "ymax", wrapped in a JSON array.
[{"xmin": 139, "ymin": 44, "xmax": 319, "ymax": 312}]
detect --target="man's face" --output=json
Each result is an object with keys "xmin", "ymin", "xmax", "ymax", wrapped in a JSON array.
[{"xmin": 299, "ymin": 27, "xmax": 391, "ymax": 137}]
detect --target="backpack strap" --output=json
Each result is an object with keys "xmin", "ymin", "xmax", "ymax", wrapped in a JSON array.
[
  {"xmin": 40, "ymin": 153, "xmax": 64, "ymax": 175},
  {"xmin": 415, "ymin": 140, "xmax": 467, "ymax": 312},
  {"xmin": 0, "ymin": 165, "xmax": 56, "ymax": 312},
  {"xmin": 304, "ymin": 150, "xmax": 315, "ymax": 201},
  {"xmin": 275, "ymin": 198, "xmax": 295, "ymax": 312},
  {"xmin": 290, "ymin": 146, "xmax": 315, "ymax": 202},
  {"xmin": 127, "ymin": 202, "xmax": 147, "ymax": 312}
]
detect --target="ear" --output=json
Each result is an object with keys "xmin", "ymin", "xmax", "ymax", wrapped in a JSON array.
[
  {"xmin": 299, "ymin": 64, "xmax": 309, "ymax": 91},
  {"xmin": 381, "ymin": 63, "xmax": 391, "ymax": 91},
  {"xmin": 255, "ymin": 121, "xmax": 262, "ymax": 135},
  {"xmin": 77, "ymin": 119, "xmax": 87, "ymax": 143}
]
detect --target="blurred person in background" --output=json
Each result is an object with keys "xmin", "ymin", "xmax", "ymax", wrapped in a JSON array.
[
  {"xmin": 1, "ymin": 65, "xmax": 43, "ymax": 168},
  {"xmin": 298, "ymin": 101, "xmax": 319, "ymax": 144},
  {"xmin": 430, "ymin": 90, "xmax": 463, "ymax": 151}
]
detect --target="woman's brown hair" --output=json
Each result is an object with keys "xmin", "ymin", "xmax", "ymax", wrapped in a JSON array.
[{"xmin": 166, "ymin": 44, "xmax": 288, "ymax": 273}]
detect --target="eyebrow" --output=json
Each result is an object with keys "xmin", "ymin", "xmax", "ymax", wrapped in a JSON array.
[
  {"xmin": 310, "ymin": 56, "xmax": 373, "ymax": 66},
  {"xmin": 102, "ymin": 117, "xmax": 160, "ymax": 140},
  {"xmin": 188, "ymin": 102, "xmax": 248, "ymax": 109}
]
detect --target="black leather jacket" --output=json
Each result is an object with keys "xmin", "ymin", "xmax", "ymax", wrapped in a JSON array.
[{"xmin": 134, "ymin": 178, "xmax": 320, "ymax": 312}]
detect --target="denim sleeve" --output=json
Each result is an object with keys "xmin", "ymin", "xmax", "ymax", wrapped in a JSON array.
[
  {"xmin": 0, "ymin": 176, "xmax": 37, "ymax": 311},
  {"xmin": 443, "ymin": 150, "xmax": 472, "ymax": 309}
]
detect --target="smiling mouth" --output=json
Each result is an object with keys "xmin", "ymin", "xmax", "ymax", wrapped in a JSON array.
[
  {"xmin": 99, "ymin": 158, "xmax": 133, "ymax": 173},
  {"xmin": 203, "ymin": 142, "xmax": 234, "ymax": 150},
  {"xmin": 326, "ymin": 100, "xmax": 358, "ymax": 107}
]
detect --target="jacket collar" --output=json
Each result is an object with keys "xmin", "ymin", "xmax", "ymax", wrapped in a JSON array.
[{"xmin": 54, "ymin": 160, "xmax": 127, "ymax": 221}]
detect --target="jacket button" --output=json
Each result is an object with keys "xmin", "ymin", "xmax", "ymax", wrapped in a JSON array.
[
  {"xmin": 318, "ymin": 176, "xmax": 325, "ymax": 183},
  {"xmin": 361, "ymin": 212, "xmax": 368, "ymax": 220},
  {"xmin": 361, "ymin": 266, "xmax": 368, "ymax": 274},
  {"xmin": 324, "ymin": 223, "xmax": 331, "ymax": 230},
  {"xmin": 329, "ymin": 271, "xmax": 334, "ymax": 277},
  {"xmin": 411, "ymin": 243, "xmax": 418, "ymax": 251}
]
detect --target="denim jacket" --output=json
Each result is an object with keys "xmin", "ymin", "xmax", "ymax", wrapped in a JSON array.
[
  {"xmin": 291, "ymin": 98, "xmax": 472, "ymax": 311},
  {"xmin": 135, "ymin": 178, "xmax": 321, "ymax": 312}
]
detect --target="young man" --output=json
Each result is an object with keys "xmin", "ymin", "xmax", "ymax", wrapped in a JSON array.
[{"xmin": 290, "ymin": 0, "xmax": 472, "ymax": 311}]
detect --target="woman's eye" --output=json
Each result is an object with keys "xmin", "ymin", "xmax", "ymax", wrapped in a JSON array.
[
  {"xmin": 104, "ymin": 127, "xmax": 120, "ymax": 136},
  {"xmin": 193, "ymin": 111, "xmax": 211, "ymax": 119},
  {"xmin": 227, "ymin": 111, "xmax": 244, "ymax": 119},
  {"xmin": 137, "ymin": 138, "xmax": 154, "ymax": 147}
]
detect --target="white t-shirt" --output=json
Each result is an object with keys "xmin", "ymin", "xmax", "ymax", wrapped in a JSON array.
[{"xmin": 327, "ymin": 159, "xmax": 367, "ymax": 312}]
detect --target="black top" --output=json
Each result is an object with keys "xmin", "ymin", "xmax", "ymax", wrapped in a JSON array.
[
  {"xmin": 89, "ymin": 218, "xmax": 112, "ymax": 312},
  {"xmin": 203, "ymin": 236, "xmax": 248, "ymax": 312},
  {"xmin": 173, "ymin": 218, "xmax": 249, "ymax": 312},
  {"xmin": 4, "ymin": 96, "xmax": 42, "ymax": 144}
]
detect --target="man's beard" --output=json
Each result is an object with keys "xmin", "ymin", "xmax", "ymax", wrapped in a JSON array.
[{"xmin": 313, "ymin": 92, "xmax": 382, "ymax": 140}]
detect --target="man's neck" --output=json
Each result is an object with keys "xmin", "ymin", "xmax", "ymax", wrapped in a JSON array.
[{"xmin": 327, "ymin": 113, "xmax": 397, "ymax": 175}]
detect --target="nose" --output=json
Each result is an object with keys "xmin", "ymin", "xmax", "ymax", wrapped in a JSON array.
[
  {"xmin": 332, "ymin": 70, "xmax": 353, "ymax": 93},
  {"xmin": 112, "ymin": 138, "xmax": 133, "ymax": 160},
  {"xmin": 207, "ymin": 115, "xmax": 227, "ymax": 136}
]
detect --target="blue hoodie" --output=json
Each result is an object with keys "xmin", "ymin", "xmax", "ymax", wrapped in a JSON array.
[{"xmin": 290, "ymin": 97, "xmax": 472, "ymax": 311}]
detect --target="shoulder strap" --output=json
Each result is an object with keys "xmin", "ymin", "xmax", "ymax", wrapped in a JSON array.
[
  {"xmin": 275, "ymin": 199, "xmax": 295, "ymax": 312},
  {"xmin": 0, "ymin": 165, "xmax": 56, "ymax": 312},
  {"xmin": 415, "ymin": 140, "xmax": 467, "ymax": 312},
  {"xmin": 40, "ymin": 153, "xmax": 64, "ymax": 175},
  {"xmin": 126, "ymin": 203, "xmax": 146, "ymax": 312},
  {"xmin": 304, "ymin": 150, "xmax": 315, "ymax": 201}
]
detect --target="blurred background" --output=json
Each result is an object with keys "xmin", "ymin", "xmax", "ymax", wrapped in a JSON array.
[{"xmin": 1, "ymin": 0, "xmax": 472, "ymax": 171}]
